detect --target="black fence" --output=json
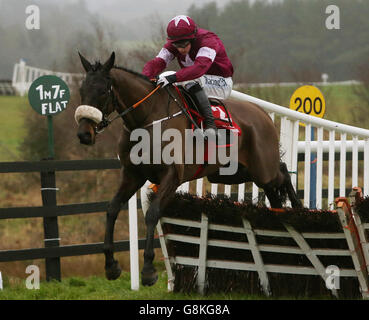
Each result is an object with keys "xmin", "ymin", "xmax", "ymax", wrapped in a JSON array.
[
  {"xmin": 0, "ymin": 80, "xmax": 16, "ymax": 96},
  {"xmin": 0, "ymin": 159, "xmax": 160, "ymax": 281}
]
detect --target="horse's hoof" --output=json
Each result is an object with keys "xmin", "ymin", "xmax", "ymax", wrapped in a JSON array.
[
  {"xmin": 105, "ymin": 260, "xmax": 121, "ymax": 280},
  {"xmin": 141, "ymin": 270, "xmax": 158, "ymax": 286}
]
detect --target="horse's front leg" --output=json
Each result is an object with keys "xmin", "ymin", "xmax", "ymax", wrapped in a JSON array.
[
  {"xmin": 104, "ymin": 168, "xmax": 145, "ymax": 280},
  {"xmin": 141, "ymin": 167, "xmax": 180, "ymax": 286}
]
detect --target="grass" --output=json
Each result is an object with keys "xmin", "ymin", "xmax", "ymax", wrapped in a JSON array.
[
  {"xmin": 0, "ymin": 270, "xmax": 266, "ymax": 300},
  {"xmin": 0, "ymin": 96, "xmax": 29, "ymax": 161}
]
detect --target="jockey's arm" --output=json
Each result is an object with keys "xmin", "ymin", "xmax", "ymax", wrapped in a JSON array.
[
  {"xmin": 175, "ymin": 55, "xmax": 213, "ymax": 82},
  {"xmin": 142, "ymin": 47, "xmax": 175, "ymax": 79},
  {"xmin": 175, "ymin": 44, "xmax": 218, "ymax": 82}
]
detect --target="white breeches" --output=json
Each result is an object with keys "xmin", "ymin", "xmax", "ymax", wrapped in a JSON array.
[{"xmin": 177, "ymin": 74, "xmax": 233, "ymax": 100}]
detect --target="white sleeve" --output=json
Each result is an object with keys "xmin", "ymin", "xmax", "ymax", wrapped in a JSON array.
[
  {"xmin": 196, "ymin": 47, "xmax": 216, "ymax": 62},
  {"xmin": 156, "ymin": 48, "xmax": 175, "ymax": 66}
]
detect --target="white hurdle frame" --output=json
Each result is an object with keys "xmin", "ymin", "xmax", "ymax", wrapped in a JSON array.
[{"xmin": 158, "ymin": 195, "xmax": 369, "ymax": 299}]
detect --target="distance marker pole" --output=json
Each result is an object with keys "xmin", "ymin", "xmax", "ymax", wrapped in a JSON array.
[{"xmin": 47, "ymin": 115, "xmax": 55, "ymax": 159}]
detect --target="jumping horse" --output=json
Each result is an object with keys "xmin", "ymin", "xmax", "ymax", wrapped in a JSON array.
[{"xmin": 75, "ymin": 52, "xmax": 301, "ymax": 286}]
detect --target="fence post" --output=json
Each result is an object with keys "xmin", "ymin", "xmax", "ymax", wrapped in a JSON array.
[
  {"xmin": 128, "ymin": 193, "xmax": 139, "ymax": 291},
  {"xmin": 197, "ymin": 213, "xmax": 209, "ymax": 295},
  {"xmin": 40, "ymin": 159, "xmax": 61, "ymax": 281},
  {"xmin": 18, "ymin": 59, "xmax": 27, "ymax": 96},
  {"xmin": 336, "ymin": 197, "xmax": 369, "ymax": 299},
  {"xmin": 310, "ymin": 126, "xmax": 317, "ymax": 209}
]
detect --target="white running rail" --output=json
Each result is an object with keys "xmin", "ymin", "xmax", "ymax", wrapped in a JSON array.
[
  {"xmin": 230, "ymin": 90, "xmax": 369, "ymax": 209},
  {"xmin": 168, "ymin": 90, "xmax": 369, "ymax": 210},
  {"xmin": 12, "ymin": 59, "xmax": 83, "ymax": 96}
]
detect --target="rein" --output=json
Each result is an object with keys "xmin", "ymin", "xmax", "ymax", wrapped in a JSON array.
[
  {"xmin": 94, "ymin": 83, "xmax": 201, "ymax": 135},
  {"xmin": 95, "ymin": 84, "xmax": 162, "ymax": 133}
]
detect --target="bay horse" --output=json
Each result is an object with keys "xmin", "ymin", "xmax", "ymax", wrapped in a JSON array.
[{"xmin": 76, "ymin": 52, "xmax": 301, "ymax": 286}]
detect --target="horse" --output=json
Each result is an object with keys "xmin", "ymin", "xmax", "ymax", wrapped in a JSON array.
[{"xmin": 75, "ymin": 51, "xmax": 302, "ymax": 286}]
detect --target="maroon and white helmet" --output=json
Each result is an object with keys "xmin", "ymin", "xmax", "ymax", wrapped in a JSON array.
[{"xmin": 167, "ymin": 15, "xmax": 197, "ymax": 42}]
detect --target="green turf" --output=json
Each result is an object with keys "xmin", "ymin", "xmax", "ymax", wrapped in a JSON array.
[
  {"xmin": 0, "ymin": 96, "xmax": 29, "ymax": 161},
  {"xmin": 0, "ymin": 271, "xmax": 267, "ymax": 300}
]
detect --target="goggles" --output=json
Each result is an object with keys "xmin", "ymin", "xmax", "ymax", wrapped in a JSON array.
[{"xmin": 172, "ymin": 40, "xmax": 191, "ymax": 49}]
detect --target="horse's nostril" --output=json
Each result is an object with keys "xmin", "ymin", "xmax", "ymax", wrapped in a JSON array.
[{"xmin": 77, "ymin": 132, "xmax": 92, "ymax": 144}]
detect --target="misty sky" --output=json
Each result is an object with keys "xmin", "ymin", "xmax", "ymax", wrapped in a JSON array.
[
  {"xmin": 70, "ymin": 0, "xmax": 232, "ymax": 39},
  {"xmin": 0, "ymin": 0, "xmax": 281, "ymax": 78},
  {"xmin": 75, "ymin": 0, "xmax": 276, "ymax": 41},
  {"xmin": 81, "ymin": 0, "xmax": 228, "ymax": 21},
  {"xmin": 0, "ymin": 0, "xmax": 271, "ymax": 41}
]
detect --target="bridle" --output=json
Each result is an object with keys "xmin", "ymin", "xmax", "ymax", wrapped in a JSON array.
[
  {"xmin": 94, "ymin": 83, "xmax": 117, "ymax": 134},
  {"xmin": 84, "ymin": 81, "xmax": 201, "ymax": 136},
  {"xmin": 94, "ymin": 83, "xmax": 162, "ymax": 135}
]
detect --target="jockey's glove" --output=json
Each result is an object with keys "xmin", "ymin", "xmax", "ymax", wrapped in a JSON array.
[{"xmin": 157, "ymin": 72, "xmax": 177, "ymax": 87}]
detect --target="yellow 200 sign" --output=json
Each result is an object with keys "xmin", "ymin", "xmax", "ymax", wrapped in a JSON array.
[{"xmin": 289, "ymin": 85, "xmax": 326, "ymax": 119}]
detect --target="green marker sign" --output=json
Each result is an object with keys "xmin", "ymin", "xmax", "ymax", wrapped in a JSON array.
[
  {"xmin": 28, "ymin": 75, "xmax": 70, "ymax": 159},
  {"xmin": 28, "ymin": 75, "xmax": 70, "ymax": 115}
]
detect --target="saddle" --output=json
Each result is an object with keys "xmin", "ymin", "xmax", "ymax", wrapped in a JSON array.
[
  {"xmin": 174, "ymin": 86, "xmax": 242, "ymax": 137},
  {"xmin": 173, "ymin": 85, "xmax": 242, "ymax": 180}
]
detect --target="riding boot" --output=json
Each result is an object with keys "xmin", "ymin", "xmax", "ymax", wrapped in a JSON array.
[{"xmin": 186, "ymin": 82, "xmax": 217, "ymax": 132}]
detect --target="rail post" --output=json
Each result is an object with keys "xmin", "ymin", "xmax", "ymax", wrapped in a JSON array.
[{"xmin": 40, "ymin": 159, "xmax": 61, "ymax": 281}]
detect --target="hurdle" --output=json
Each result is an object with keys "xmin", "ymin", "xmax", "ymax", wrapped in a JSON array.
[{"xmin": 155, "ymin": 189, "xmax": 369, "ymax": 299}]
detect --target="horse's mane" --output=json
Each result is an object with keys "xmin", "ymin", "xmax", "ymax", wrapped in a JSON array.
[
  {"xmin": 89, "ymin": 61, "xmax": 153, "ymax": 84},
  {"xmin": 91, "ymin": 61, "xmax": 103, "ymax": 72},
  {"xmin": 113, "ymin": 65, "xmax": 153, "ymax": 84}
]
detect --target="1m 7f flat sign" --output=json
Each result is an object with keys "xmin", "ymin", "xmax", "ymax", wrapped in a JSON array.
[{"xmin": 28, "ymin": 75, "xmax": 70, "ymax": 116}]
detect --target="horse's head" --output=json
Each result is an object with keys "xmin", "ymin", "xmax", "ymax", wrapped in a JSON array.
[{"xmin": 75, "ymin": 51, "xmax": 115, "ymax": 145}]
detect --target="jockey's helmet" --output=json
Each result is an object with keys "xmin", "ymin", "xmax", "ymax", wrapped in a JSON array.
[{"xmin": 167, "ymin": 15, "xmax": 197, "ymax": 42}]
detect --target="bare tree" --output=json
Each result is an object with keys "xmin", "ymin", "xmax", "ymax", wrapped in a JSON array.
[{"xmin": 125, "ymin": 14, "xmax": 179, "ymax": 72}]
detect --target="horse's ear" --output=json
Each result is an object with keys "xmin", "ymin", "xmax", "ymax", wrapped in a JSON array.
[
  {"xmin": 78, "ymin": 51, "xmax": 92, "ymax": 72},
  {"xmin": 102, "ymin": 52, "xmax": 115, "ymax": 73}
]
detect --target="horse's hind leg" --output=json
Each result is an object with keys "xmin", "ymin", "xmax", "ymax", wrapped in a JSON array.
[
  {"xmin": 263, "ymin": 184, "xmax": 283, "ymax": 208},
  {"xmin": 263, "ymin": 163, "xmax": 302, "ymax": 208},
  {"xmin": 279, "ymin": 162, "xmax": 302, "ymax": 208},
  {"xmin": 104, "ymin": 169, "xmax": 145, "ymax": 280}
]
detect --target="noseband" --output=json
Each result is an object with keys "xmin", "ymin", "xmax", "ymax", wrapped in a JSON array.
[
  {"xmin": 94, "ymin": 86, "xmax": 116, "ymax": 134},
  {"xmin": 75, "ymin": 80, "xmax": 118, "ymax": 134}
]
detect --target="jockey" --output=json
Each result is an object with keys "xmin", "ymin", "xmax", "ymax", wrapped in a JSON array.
[{"xmin": 142, "ymin": 15, "xmax": 234, "ymax": 133}]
